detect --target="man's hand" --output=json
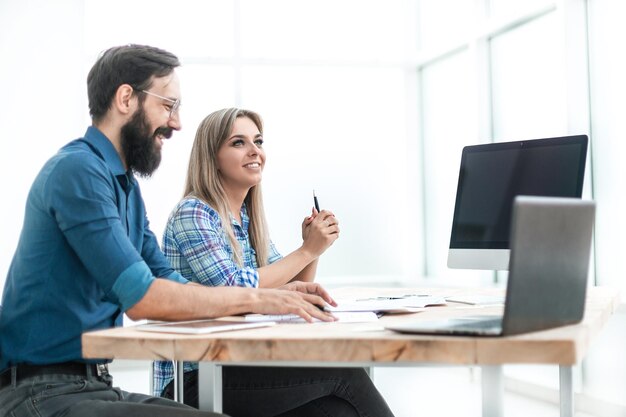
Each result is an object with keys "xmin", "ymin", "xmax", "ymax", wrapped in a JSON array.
[
  {"xmin": 252, "ymin": 287, "xmax": 337, "ymax": 323},
  {"xmin": 127, "ymin": 280, "xmax": 338, "ymax": 323},
  {"xmin": 279, "ymin": 281, "xmax": 338, "ymax": 307}
]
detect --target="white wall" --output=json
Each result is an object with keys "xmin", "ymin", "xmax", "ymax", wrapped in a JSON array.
[
  {"xmin": 0, "ymin": 0, "xmax": 86, "ymax": 297},
  {"xmin": 0, "ymin": 0, "xmax": 422, "ymax": 297}
]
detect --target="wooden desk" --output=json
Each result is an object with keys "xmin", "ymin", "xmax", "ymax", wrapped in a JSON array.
[{"xmin": 82, "ymin": 286, "xmax": 619, "ymax": 417}]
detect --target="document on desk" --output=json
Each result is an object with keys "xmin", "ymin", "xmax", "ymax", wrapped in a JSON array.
[
  {"xmin": 445, "ymin": 295, "xmax": 505, "ymax": 306},
  {"xmin": 244, "ymin": 311, "xmax": 379, "ymax": 323},
  {"xmin": 137, "ymin": 320, "xmax": 276, "ymax": 334},
  {"xmin": 326, "ymin": 295, "xmax": 447, "ymax": 313}
]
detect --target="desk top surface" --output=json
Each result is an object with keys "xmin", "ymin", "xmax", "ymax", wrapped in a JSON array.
[{"xmin": 82, "ymin": 286, "xmax": 619, "ymax": 366}]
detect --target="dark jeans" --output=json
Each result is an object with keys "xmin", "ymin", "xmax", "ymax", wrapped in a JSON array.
[
  {"xmin": 0, "ymin": 371, "xmax": 228, "ymax": 417},
  {"xmin": 162, "ymin": 366, "xmax": 395, "ymax": 417}
]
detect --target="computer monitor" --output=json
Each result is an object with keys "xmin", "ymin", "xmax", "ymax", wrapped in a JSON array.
[{"xmin": 447, "ymin": 134, "xmax": 588, "ymax": 270}]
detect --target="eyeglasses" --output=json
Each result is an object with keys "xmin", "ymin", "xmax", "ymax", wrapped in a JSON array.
[{"xmin": 140, "ymin": 90, "xmax": 181, "ymax": 119}]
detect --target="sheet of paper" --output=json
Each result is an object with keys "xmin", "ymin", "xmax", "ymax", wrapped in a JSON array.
[
  {"xmin": 244, "ymin": 311, "xmax": 379, "ymax": 323},
  {"xmin": 326, "ymin": 295, "xmax": 446, "ymax": 313},
  {"xmin": 445, "ymin": 295, "xmax": 505, "ymax": 306},
  {"xmin": 137, "ymin": 320, "xmax": 276, "ymax": 334}
]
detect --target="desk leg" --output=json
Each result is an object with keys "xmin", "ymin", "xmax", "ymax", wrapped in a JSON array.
[
  {"xmin": 149, "ymin": 361, "xmax": 154, "ymax": 397},
  {"xmin": 481, "ymin": 365, "xmax": 503, "ymax": 417},
  {"xmin": 176, "ymin": 361, "xmax": 184, "ymax": 404},
  {"xmin": 198, "ymin": 362, "xmax": 223, "ymax": 412},
  {"xmin": 172, "ymin": 361, "xmax": 178, "ymax": 402},
  {"xmin": 559, "ymin": 365, "xmax": 574, "ymax": 417}
]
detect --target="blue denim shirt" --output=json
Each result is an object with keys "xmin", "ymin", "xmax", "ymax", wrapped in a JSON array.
[{"xmin": 0, "ymin": 126, "xmax": 187, "ymax": 370}]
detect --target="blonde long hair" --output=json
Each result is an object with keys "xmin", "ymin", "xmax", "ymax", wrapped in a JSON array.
[{"xmin": 184, "ymin": 108, "xmax": 270, "ymax": 267}]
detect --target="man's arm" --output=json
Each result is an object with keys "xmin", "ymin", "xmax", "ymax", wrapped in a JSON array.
[{"xmin": 126, "ymin": 279, "xmax": 336, "ymax": 323}]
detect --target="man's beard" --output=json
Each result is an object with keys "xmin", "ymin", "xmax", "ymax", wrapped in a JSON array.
[{"xmin": 120, "ymin": 106, "xmax": 172, "ymax": 178}]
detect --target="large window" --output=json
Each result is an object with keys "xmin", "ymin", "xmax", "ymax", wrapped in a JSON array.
[{"xmin": 416, "ymin": 0, "xmax": 626, "ymax": 411}]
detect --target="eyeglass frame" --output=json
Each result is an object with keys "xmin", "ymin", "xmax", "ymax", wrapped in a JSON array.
[{"xmin": 139, "ymin": 89, "xmax": 181, "ymax": 119}]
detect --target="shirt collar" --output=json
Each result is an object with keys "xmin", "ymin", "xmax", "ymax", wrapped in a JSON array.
[
  {"xmin": 83, "ymin": 126, "xmax": 127, "ymax": 176},
  {"xmin": 231, "ymin": 204, "xmax": 250, "ymax": 231},
  {"xmin": 241, "ymin": 204, "xmax": 250, "ymax": 230}
]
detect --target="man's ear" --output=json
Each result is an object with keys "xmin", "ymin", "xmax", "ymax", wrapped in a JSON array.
[{"xmin": 113, "ymin": 84, "xmax": 136, "ymax": 116}]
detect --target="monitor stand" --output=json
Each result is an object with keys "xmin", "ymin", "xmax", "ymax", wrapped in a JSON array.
[{"xmin": 447, "ymin": 248, "xmax": 509, "ymax": 270}]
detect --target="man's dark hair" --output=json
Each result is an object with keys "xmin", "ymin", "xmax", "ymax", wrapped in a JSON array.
[{"xmin": 87, "ymin": 44, "xmax": 180, "ymax": 123}]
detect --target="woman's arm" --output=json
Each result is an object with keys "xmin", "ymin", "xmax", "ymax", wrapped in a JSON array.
[
  {"xmin": 292, "ymin": 258, "xmax": 318, "ymax": 282},
  {"xmin": 257, "ymin": 210, "xmax": 339, "ymax": 288},
  {"xmin": 257, "ymin": 248, "xmax": 316, "ymax": 287},
  {"xmin": 170, "ymin": 200, "xmax": 339, "ymax": 289}
]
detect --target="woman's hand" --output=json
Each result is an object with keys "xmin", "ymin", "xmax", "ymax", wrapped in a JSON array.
[
  {"xmin": 301, "ymin": 209, "xmax": 340, "ymax": 258},
  {"xmin": 301, "ymin": 207, "xmax": 316, "ymax": 240}
]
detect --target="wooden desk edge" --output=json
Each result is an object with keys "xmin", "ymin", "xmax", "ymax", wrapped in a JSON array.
[{"xmin": 82, "ymin": 286, "xmax": 620, "ymax": 366}]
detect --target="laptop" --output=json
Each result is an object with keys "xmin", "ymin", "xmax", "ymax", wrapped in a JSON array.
[{"xmin": 386, "ymin": 196, "xmax": 595, "ymax": 336}]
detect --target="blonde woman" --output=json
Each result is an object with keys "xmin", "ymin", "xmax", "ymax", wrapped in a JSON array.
[{"xmin": 155, "ymin": 108, "xmax": 395, "ymax": 417}]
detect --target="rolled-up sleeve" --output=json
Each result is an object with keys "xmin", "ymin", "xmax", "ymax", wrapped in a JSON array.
[
  {"xmin": 171, "ymin": 201, "xmax": 260, "ymax": 288},
  {"xmin": 268, "ymin": 240, "xmax": 282, "ymax": 264},
  {"xmin": 111, "ymin": 262, "xmax": 155, "ymax": 311}
]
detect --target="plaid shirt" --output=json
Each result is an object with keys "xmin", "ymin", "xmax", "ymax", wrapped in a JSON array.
[{"xmin": 153, "ymin": 197, "xmax": 282, "ymax": 396}]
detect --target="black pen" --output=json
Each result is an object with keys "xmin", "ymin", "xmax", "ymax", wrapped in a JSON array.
[{"xmin": 313, "ymin": 189, "xmax": 320, "ymax": 213}]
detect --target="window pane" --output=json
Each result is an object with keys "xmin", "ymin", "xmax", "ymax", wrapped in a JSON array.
[
  {"xmin": 490, "ymin": 11, "xmax": 567, "ymax": 141},
  {"xmin": 418, "ymin": 0, "xmax": 472, "ymax": 51},
  {"xmin": 588, "ymin": 2, "xmax": 626, "ymax": 288},
  {"xmin": 84, "ymin": 0, "xmax": 235, "ymax": 58},
  {"xmin": 240, "ymin": 65, "xmax": 414, "ymax": 280},
  {"xmin": 488, "ymin": 0, "xmax": 554, "ymax": 18},
  {"xmin": 239, "ymin": 0, "xmax": 412, "ymax": 61},
  {"xmin": 421, "ymin": 52, "xmax": 492, "ymax": 283}
]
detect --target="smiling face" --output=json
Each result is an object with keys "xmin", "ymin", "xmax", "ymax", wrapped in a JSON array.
[
  {"xmin": 120, "ymin": 72, "xmax": 182, "ymax": 177},
  {"xmin": 216, "ymin": 116, "xmax": 265, "ymax": 194}
]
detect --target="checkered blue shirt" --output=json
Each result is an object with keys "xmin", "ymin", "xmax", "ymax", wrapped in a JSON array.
[{"xmin": 153, "ymin": 197, "xmax": 282, "ymax": 396}]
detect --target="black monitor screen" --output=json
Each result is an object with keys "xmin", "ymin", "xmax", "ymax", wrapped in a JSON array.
[{"xmin": 449, "ymin": 135, "xmax": 588, "ymax": 249}]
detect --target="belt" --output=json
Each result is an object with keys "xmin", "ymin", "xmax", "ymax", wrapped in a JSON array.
[{"xmin": 0, "ymin": 362, "xmax": 109, "ymax": 389}]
